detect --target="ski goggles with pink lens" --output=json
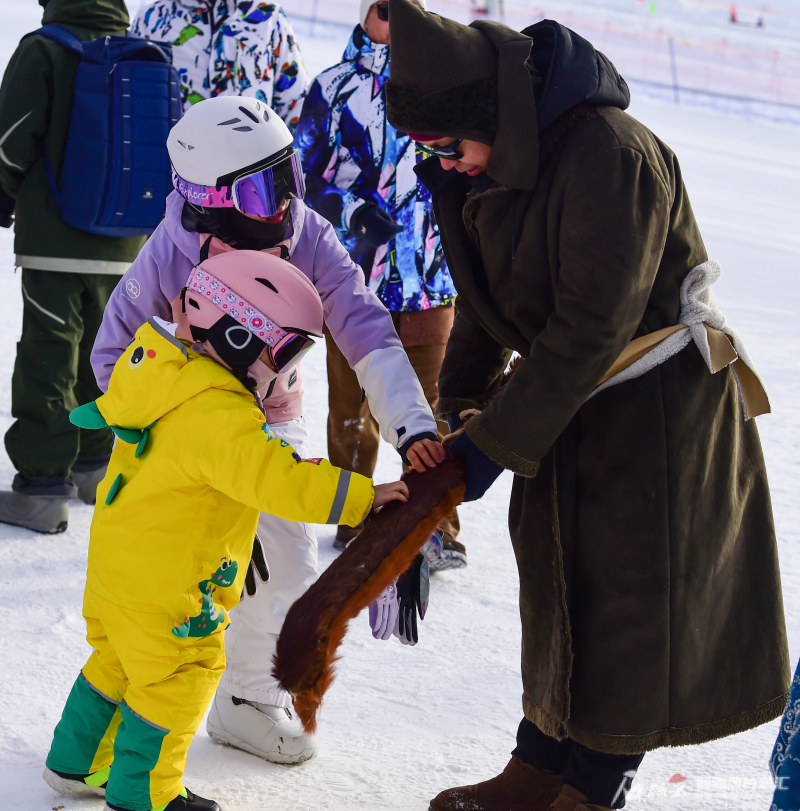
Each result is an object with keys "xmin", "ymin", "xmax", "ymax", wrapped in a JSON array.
[
  {"xmin": 173, "ymin": 149, "xmax": 306, "ymax": 218},
  {"xmin": 187, "ymin": 268, "xmax": 316, "ymax": 373}
]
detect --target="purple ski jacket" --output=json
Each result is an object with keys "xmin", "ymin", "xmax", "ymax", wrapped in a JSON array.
[{"xmin": 92, "ymin": 192, "xmax": 436, "ymax": 447}]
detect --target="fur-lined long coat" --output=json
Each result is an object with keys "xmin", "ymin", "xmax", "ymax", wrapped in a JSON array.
[{"xmin": 414, "ymin": 22, "xmax": 790, "ymax": 754}]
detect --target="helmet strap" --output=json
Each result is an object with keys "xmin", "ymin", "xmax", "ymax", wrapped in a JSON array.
[{"xmin": 199, "ymin": 235, "xmax": 213, "ymax": 263}]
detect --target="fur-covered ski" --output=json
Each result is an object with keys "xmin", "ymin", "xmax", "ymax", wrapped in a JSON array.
[{"xmin": 272, "ymin": 460, "xmax": 466, "ymax": 733}]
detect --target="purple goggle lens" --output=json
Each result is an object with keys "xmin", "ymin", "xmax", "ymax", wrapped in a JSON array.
[
  {"xmin": 174, "ymin": 150, "xmax": 306, "ymax": 218},
  {"xmin": 264, "ymin": 331, "xmax": 316, "ymax": 374}
]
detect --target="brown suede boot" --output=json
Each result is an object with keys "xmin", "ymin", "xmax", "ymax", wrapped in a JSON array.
[
  {"xmin": 429, "ymin": 756, "xmax": 562, "ymax": 811},
  {"xmin": 548, "ymin": 784, "xmax": 613, "ymax": 811}
]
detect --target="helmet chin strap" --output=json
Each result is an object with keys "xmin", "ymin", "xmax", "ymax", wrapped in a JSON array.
[{"xmin": 188, "ymin": 316, "xmax": 267, "ymax": 392}]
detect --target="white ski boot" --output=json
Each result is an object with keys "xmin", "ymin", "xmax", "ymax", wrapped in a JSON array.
[{"xmin": 206, "ymin": 686, "xmax": 318, "ymax": 764}]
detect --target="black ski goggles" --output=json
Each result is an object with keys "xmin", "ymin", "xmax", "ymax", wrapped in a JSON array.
[
  {"xmin": 414, "ymin": 138, "xmax": 464, "ymax": 160},
  {"xmin": 375, "ymin": 2, "xmax": 389, "ymax": 21}
]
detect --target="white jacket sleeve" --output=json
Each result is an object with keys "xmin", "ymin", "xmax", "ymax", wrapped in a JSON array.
[
  {"xmin": 354, "ymin": 346, "xmax": 439, "ymax": 451},
  {"xmin": 302, "ymin": 206, "xmax": 438, "ymax": 452}
]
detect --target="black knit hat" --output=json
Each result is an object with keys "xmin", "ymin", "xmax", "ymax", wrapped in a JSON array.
[
  {"xmin": 386, "ymin": 0, "xmax": 500, "ymax": 143},
  {"xmin": 387, "ymin": 0, "xmax": 541, "ymax": 189}
]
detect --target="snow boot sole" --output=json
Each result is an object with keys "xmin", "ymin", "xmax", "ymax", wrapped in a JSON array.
[
  {"xmin": 429, "ymin": 549, "xmax": 467, "ymax": 571},
  {"xmin": 206, "ymin": 721, "xmax": 316, "ymax": 765},
  {"xmin": 42, "ymin": 767, "xmax": 106, "ymax": 797},
  {"xmin": 105, "ymin": 787, "xmax": 220, "ymax": 811}
]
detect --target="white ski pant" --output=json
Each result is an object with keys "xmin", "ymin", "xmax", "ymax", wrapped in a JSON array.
[{"xmin": 219, "ymin": 416, "xmax": 318, "ymax": 708}]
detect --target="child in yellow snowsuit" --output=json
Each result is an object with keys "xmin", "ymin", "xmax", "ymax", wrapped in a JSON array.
[{"xmin": 43, "ymin": 251, "xmax": 408, "ymax": 811}]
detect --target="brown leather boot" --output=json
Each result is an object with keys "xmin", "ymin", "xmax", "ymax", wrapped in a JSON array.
[
  {"xmin": 548, "ymin": 784, "xmax": 613, "ymax": 811},
  {"xmin": 429, "ymin": 756, "xmax": 562, "ymax": 811}
]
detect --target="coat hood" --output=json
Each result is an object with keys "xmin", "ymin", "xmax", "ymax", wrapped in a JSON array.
[
  {"xmin": 479, "ymin": 18, "xmax": 629, "ymax": 189},
  {"xmin": 343, "ymin": 25, "xmax": 391, "ymax": 77},
  {"xmin": 42, "ymin": 0, "xmax": 130, "ymax": 32},
  {"xmin": 387, "ymin": 0, "xmax": 629, "ymax": 190},
  {"xmin": 72, "ymin": 318, "xmax": 247, "ymax": 437},
  {"xmin": 523, "ymin": 20, "xmax": 630, "ymax": 134}
]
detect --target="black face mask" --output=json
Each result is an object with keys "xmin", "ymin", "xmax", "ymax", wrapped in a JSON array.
[{"xmin": 182, "ymin": 203, "xmax": 291, "ymax": 251}]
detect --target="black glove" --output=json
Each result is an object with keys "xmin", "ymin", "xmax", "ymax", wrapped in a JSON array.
[
  {"xmin": 241, "ymin": 534, "xmax": 270, "ymax": 599},
  {"xmin": 350, "ymin": 204, "xmax": 403, "ymax": 248},
  {"xmin": 0, "ymin": 187, "xmax": 15, "ymax": 229},
  {"xmin": 449, "ymin": 430, "xmax": 504, "ymax": 502},
  {"xmin": 395, "ymin": 553, "xmax": 426, "ymax": 645}
]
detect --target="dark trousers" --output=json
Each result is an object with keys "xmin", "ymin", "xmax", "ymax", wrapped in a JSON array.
[
  {"xmin": 5, "ymin": 269, "xmax": 117, "ymax": 481},
  {"xmin": 512, "ymin": 718, "xmax": 644, "ymax": 809}
]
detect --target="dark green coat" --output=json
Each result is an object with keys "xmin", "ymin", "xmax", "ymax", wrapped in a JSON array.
[
  {"xmin": 0, "ymin": 0, "xmax": 145, "ymax": 273},
  {"xmin": 415, "ymin": 29, "xmax": 790, "ymax": 754}
]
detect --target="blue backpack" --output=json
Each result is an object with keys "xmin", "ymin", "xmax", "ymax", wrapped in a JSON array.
[{"xmin": 35, "ymin": 25, "xmax": 182, "ymax": 237}]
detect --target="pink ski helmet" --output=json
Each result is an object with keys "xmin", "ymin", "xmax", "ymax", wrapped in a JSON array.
[{"xmin": 180, "ymin": 250, "xmax": 324, "ymax": 390}]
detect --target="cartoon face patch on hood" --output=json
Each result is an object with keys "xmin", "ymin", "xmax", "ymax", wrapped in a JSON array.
[{"xmin": 70, "ymin": 316, "xmax": 247, "ymax": 439}]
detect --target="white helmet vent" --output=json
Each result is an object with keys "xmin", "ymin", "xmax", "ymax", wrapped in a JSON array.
[{"xmin": 239, "ymin": 106, "xmax": 261, "ymax": 123}]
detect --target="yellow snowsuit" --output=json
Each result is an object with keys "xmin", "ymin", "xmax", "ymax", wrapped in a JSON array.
[{"xmin": 46, "ymin": 317, "xmax": 374, "ymax": 811}]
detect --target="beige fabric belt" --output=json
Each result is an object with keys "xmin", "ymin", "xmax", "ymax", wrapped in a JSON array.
[{"xmin": 592, "ymin": 261, "xmax": 770, "ymax": 420}]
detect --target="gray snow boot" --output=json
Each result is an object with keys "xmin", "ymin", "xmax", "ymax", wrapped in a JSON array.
[
  {"xmin": 0, "ymin": 474, "xmax": 76, "ymax": 533},
  {"xmin": 429, "ymin": 537, "xmax": 467, "ymax": 572},
  {"xmin": 71, "ymin": 454, "xmax": 110, "ymax": 505}
]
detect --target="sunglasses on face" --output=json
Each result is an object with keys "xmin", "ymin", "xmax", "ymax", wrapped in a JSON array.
[
  {"xmin": 375, "ymin": 2, "xmax": 389, "ymax": 21},
  {"xmin": 414, "ymin": 138, "xmax": 464, "ymax": 160}
]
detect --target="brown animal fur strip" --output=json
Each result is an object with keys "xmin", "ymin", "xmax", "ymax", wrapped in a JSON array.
[{"xmin": 273, "ymin": 460, "xmax": 466, "ymax": 733}]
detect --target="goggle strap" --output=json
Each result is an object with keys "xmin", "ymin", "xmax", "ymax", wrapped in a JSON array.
[{"xmin": 187, "ymin": 268, "xmax": 289, "ymax": 346}]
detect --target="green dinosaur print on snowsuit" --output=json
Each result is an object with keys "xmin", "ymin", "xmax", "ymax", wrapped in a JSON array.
[{"xmin": 172, "ymin": 557, "xmax": 239, "ymax": 638}]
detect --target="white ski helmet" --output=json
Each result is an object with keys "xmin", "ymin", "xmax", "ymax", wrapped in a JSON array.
[
  {"xmin": 168, "ymin": 96, "xmax": 292, "ymax": 185},
  {"xmin": 168, "ymin": 96, "xmax": 305, "ymax": 217}
]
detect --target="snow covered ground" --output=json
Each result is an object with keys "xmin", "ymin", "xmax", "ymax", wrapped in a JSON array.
[{"xmin": 1, "ymin": 2, "xmax": 800, "ymax": 810}]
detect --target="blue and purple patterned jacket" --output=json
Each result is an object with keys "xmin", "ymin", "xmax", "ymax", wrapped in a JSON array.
[
  {"xmin": 295, "ymin": 26, "xmax": 455, "ymax": 312},
  {"xmin": 131, "ymin": 1, "xmax": 309, "ymax": 129}
]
